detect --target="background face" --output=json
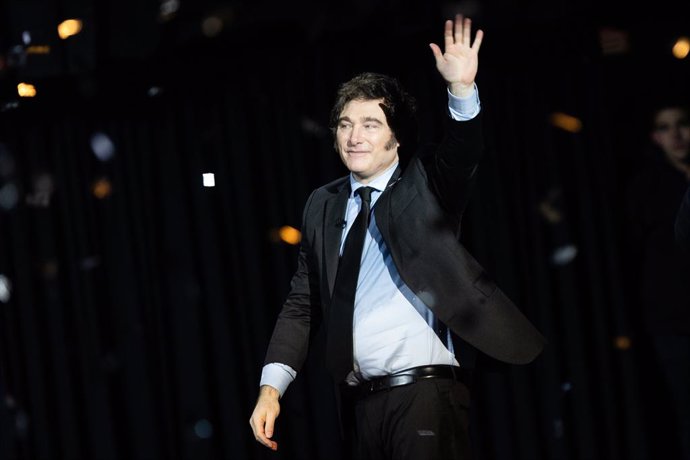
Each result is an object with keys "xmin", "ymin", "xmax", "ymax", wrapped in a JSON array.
[{"xmin": 652, "ymin": 108, "xmax": 690, "ymax": 162}]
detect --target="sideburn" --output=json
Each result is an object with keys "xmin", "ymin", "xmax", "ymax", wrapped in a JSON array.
[{"xmin": 385, "ymin": 135, "xmax": 398, "ymax": 151}]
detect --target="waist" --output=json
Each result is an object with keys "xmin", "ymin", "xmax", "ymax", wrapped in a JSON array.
[{"xmin": 348, "ymin": 365, "xmax": 472, "ymax": 399}]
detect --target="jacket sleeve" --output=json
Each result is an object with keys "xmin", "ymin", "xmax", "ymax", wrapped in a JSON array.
[
  {"xmin": 263, "ymin": 191, "xmax": 322, "ymax": 372},
  {"xmin": 423, "ymin": 114, "xmax": 484, "ymax": 216}
]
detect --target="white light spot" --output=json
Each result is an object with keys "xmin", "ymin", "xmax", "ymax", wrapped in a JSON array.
[
  {"xmin": 160, "ymin": 0, "xmax": 180, "ymax": 16},
  {"xmin": 147, "ymin": 86, "xmax": 162, "ymax": 97},
  {"xmin": 90, "ymin": 132, "xmax": 115, "ymax": 161},
  {"xmin": 1, "ymin": 101, "xmax": 20, "ymax": 112},
  {"xmin": 0, "ymin": 275, "xmax": 11, "ymax": 303},
  {"xmin": 202, "ymin": 173, "xmax": 215, "ymax": 187},
  {"xmin": 551, "ymin": 244, "xmax": 577, "ymax": 266}
]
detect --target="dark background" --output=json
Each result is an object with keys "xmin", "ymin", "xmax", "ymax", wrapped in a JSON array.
[{"xmin": 1, "ymin": 0, "xmax": 689, "ymax": 459}]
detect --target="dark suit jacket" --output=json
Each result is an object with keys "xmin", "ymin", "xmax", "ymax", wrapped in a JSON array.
[
  {"xmin": 626, "ymin": 157, "xmax": 690, "ymax": 335},
  {"xmin": 265, "ymin": 114, "xmax": 545, "ymax": 375},
  {"xmin": 676, "ymin": 183, "xmax": 690, "ymax": 252}
]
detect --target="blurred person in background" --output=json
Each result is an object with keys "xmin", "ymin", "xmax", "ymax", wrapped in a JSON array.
[{"xmin": 625, "ymin": 100, "xmax": 690, "ymax": 460}]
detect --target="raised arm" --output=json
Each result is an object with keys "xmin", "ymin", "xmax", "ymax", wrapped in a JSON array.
[{"xmin": 429, "ymin": 15, "xmax": 483, "ymax": 98}]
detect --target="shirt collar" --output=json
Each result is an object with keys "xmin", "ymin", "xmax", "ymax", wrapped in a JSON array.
[{"xmin": 349, "ymin": 161, "xmax": 399, "ymax": 197}]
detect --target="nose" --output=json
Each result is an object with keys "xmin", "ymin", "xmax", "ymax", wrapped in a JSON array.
[{"xmin": 347, "ymin": 125, "xmax": 363, "ymax": 145}]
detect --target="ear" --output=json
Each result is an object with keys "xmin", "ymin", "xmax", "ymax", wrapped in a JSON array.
[{"xmin": 651, "ymin": 131, "xmax": 662, "ymax": 147}]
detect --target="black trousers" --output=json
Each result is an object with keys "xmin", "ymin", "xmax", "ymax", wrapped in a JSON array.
[{"xmin": 345, "ymin": 378, "xmax": 472, "ymax": 460}]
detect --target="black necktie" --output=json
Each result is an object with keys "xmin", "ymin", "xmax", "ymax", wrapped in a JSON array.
[{"xmin": 326, "ymin": 186, "xmax": 374, "ymax": 383}]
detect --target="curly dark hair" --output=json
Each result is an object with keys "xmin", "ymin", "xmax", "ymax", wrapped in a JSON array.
[{"xmin": 329, "ymin": 72, "xmax": 418, "ymax": 166}]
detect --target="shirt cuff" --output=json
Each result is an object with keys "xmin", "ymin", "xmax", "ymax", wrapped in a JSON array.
[
  {"xmin": 260, "ymin": 363, "xmax": 297, "ymax": 397},
  {"xmin": 447, "ymin": 83, "xmax": 480, "ymax": 121}
]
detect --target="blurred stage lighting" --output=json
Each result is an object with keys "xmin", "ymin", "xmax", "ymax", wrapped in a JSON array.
[
  {"xmin": 80, "ymin": 256, "xmax": 101, "ymax": 271},
  {"xmin": 614, "ymin": 336, "xmax": 631, "ymax": 350},
  {"xmin": 598, "ymin": 27, "xmax": 630, "ymax": 56},
  {"xmin": 0, "ymin": 183, "xmax": 19, "ymax": 211},
  {"xmin": 7, "ymin": 45, "xmax": 27, "ymax": 68},
  {"xmin": 279, "ymin": 225, "xmax": 301, "ymax": 245},
  {"xmin": 159, "ymin": 0, "xmax": 180, "ymax": 22},
  {"xmin": 26, "ymin": 46, "xmax": 50, "ymax": 55},
  {"xmin": 92, "ymin": 177, "xmax": 113, "ymax": 199},
  {"xmin": 202, "ymin": 16, "xmax": 224, "ymax": 38},
  {"xmin": 57, "ymin": 19, "xmax": 83, "ymax": 40},
  {"xmin": 1, "ymin": 102, "xmax": 20, "ymax": 112},
  {"xmin": 17, "ymin": 83, "xmax": 37, "ymax": 98},
  {"xmin": 672, "ymin": 37, "xmax": 690, "ymax": 59},
  {"xmin": 26, "ymin": 173, "xmax": 54, "ymax": 207},
  {"xmin": 90, "ymin": 132, "xmax": 116, "ymax": 161},
  {"xmin": 268, "ymin": 226, "xmax": 302, "ymax": 245},
  {"xmin": 194, "ymin": 419, "xmax": 213, "ymax": 439},
  {"xmin": 147, "ymin": 86, "xmax": 163, "ymax": 97},
  {"xmin": 549, "ymin": 112, "xmax": 582, "ymax": 133},
  {"xmin": 538, "ymin": 201, "xmax": 562, "ymax": 224},
  {"xmin": 0, "ymin": 275, "xmax": 11, "ymax": 303},
  {"xmin": 551, "ymin": 244, "xmax": 577, "ymax": 266},
  {"xmin": 538, "ymin": 188, "xmax": 563, "ymax": 224}
]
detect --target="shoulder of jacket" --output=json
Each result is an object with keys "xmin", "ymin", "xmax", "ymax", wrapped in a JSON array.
[{"xmin": 317, "ymin": 175, "xmax": 349, "ymax": 194}]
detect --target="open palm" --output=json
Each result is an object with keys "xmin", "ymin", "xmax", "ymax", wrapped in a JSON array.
[{"xmin": 430, "ymin": 15, "xmax": 483, "ymax": 92}]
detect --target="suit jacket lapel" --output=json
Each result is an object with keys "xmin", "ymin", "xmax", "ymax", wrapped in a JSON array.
[
  {"xmin": 375, "ymin": 164, "xmax": 414, "ymax": 234},
  {"xmin": 323, "ymin": 183, "xmax": 350, "ymax": 297}
]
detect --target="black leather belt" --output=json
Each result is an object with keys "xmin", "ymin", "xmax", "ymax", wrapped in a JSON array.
[{"xmin": 352, "ymin": 365, "xmax": 472, "ymax": 399}]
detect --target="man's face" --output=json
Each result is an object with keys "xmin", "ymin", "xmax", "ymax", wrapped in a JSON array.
[
  {"xmin": 652, "ymin": 108, "xmax": 690, "ymax": 163},
  {"xmin": 335, "ymin": 98, "xmax": 399, "ymax": 184}
]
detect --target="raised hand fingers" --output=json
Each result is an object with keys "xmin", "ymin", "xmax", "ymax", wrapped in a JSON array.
[
  {"xmin": 454, "ymin": 14, "xmax": 465, "ymax": 45},
  {"xmin": 444, "ymin": 19, "xmax": 454, "ymax": 49},
  {"xmin": 471, "ymin": 28, "xmax": 484, "ymax": 51},
  {"xmin": 430, "ymin": 15, "xmax": 482, "ymax": 88},
  {"xmin": 446, "ymin": 14, "xmax": 482, "ymax": 50}
]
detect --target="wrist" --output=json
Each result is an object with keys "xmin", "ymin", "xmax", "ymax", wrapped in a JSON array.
[
  {"xmin": 448, "ymin": 82, "xmax": 474, "ymax": 98},
  {"xmin": 259, "ymin": 385, "xmax": 281, "ymax": 400}
]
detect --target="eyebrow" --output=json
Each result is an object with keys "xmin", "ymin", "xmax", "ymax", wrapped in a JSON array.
[
  {"xmin": 337, "ymin": 116, "xmax": 383, "ymax": 124},
  {"xmin": 656, "ymin": 117, "xmax": 690, "ymax": 129},
  {"xmin": 361, "ymin": 117, "xmax": 383, "ymax": 124}
]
